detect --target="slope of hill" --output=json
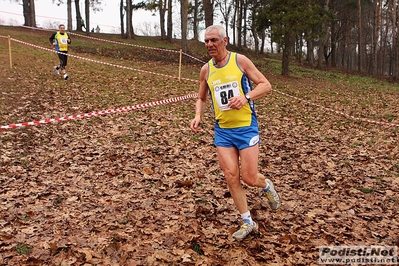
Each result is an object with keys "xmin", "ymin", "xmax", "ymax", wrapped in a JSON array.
[{"xmin": 1, "ymin": 26, "xmax": 398, "ymax": 265}]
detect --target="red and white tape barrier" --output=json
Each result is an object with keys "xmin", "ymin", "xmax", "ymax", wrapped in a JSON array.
[
  {"xmin": 0, "ymin": 94, "xmax": 198, "ymax": 130},
  {"xmin": 1, "ymin": 34, "xmax": 398, "ymax": 129},
  {"xmin": 273, "ymin": 90, "xmax": 399, "ymax": 127},
  {"xmin": 69, "ymin": 31, "xmax": 206, "ymax": 64},
  {"xmin": 20, "ymin": 26, "xmax": 206, "ymax": 64},
  {"xmin": 3, "ymin": 36, "xmax": 199, "ymax": 83}
]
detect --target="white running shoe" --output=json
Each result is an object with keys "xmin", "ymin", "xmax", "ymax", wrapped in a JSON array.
[
  {"xmin": 232, "ymin": 221, "xmax": 258, "ymax": 241},
  {"xmin": 63, "ymin": 73, "xmax": 68, "ymax": 80},
  {"xmin": 54, "ymin": 66, "xmax": 60, "ymax": 75},
  {"xmin": 264, "ymin": 179, "xmax": 281, "ymax": 210}
]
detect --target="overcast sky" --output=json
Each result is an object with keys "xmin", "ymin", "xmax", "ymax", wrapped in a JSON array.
[{"xmin": 0, "ymin": 0, "xmax": 160, "ymax": 34}]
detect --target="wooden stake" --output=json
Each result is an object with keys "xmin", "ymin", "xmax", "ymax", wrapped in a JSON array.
[
  {"xmin": 8, "ymin": 35, "xmax": 12, "ymax": 69},
  {"xmin": 178, "ymin": 49, "xmax": 182, "ymax": 81}
]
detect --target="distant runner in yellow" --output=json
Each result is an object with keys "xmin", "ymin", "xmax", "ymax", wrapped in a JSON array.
[
  {"xmin": 49, "ymin": 24, "xmax": 71, "ymax": 80},
  {"xmin": 190, "ymin": 25, "xmax": 281, "ymax": 241}
]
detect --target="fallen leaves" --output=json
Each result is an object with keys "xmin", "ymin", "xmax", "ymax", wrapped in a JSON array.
[{"xmin": 1, "ymin": 26, "xmax": 399, "ymax": 265}]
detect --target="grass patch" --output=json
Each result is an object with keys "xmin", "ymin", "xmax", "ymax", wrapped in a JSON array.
[
  {"xmin": 191, "ymin": 242, "xmax": 204, "ymax": 255},
  {"xmin": 356, "ymin": 186, "xmax": 375, "ymax": 194},
  {"xmin": 15, "ymin": 243, "xmax": 31, "ymax": 255}
]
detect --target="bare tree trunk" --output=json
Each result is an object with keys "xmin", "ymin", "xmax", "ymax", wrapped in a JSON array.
[
  {"xmin": 324, "ymin": 0, "xmax": 333, "ymax": 68},
  {"xmin": 159, "ymin": 0, "xmax": 166, "ymax": 40},
  {"xmin": 381, "ymin": 0, "xmax": 389, "ymax": 75},
  {"xmin": 357, "ymin": 0, "xmax": 362, "ymax": 72},
  {"xmin": 192, "ymin": 0, "xmax": 200, "ymax": 40},
  {"xmin": 120, "ymin": 0, "xmax": 125, "ymax": 37},
  {"xmin": 202, "ymin": 0, "xmax": 213, "ymax": 27},
  {"xmin": 270, "ymin": 27, "xmax": 274, "ymax": 53},
  {"xmin": 243, "ymin": 0, "xmax": 247, "ymax": 48},
  {"xmin": 393, "ymin": 0, "xmax": 399, "ymax": 78},
  {"xmin": 282, "ymin": 34, "xmax": 292, "ymax": 76},
  {"xmin": 347, "ymin": 29, "xmax": 355, "ymax": 72},
  {"xmin": 371, "ymin": 0, "xmax": 382, "ymax": 76},
  {"xmin": 23, "ymin": 0, "xmax": 36, "ymax": 27},
  {"xmin": 167, "ymin": 0, "xmax": 173, "ymax": 42},
  {"xmin": 260, "ymin": 30, "xmax": 266, "ymax": 54},
  {"xmin": 237, "ymin": 0, "xmax": 243, "ymax": 49},
  {"xmin": 193, "ymin": 0, "xmax": 199, "ymax": 40},
  {"xmin": 126, "ymin": 0, "xmax": 130, "ymax": 38},
  {"xmin": 317, "ymin": 40, "xmax": 323, "ymax": 68},
  {"xmin": 126, "ymin": 0, "xmax": 134, "ymax": 39},
  {"xmin": 308, "ymin": 40, "xmax": 314, "ymax": 66},
  {"xmin": 250, "ymin": 11, "xmax": 258, "ymax": 54},
  {"xmin": 67, "ymin": 0, "xmax": 72, "ymax": 31},
  {"xmin": 30, "ymin": 0, "xmax": 36, "ymax": 27},
  {"xmin": 232, "ymin": 0, "xmax": 238, "ymax": 46},
  {"xmin": 181, "ymin": 0, "xmax": 188, "ymax": 52},
  {"xmin": 85, "ymin": 0, "xmax": 90, "ymax": 35},
  {"xmin": 330, "ymin": 20, "xmax": 336, "ymax": 68},
  {"xmin": 297, "ymin": 36, "xmax": 303, "ymax": 63},
  {"xmin": 75, "ymin": 0, "xmax": 83, "ymax": 31}
]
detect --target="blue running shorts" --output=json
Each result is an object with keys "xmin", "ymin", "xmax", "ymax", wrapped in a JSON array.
[{"xmin": 214, "ymin": 124, "xmax": 260, "ymax": 150}]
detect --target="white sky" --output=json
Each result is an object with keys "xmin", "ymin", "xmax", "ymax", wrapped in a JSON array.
[{"xmin": 0, "ymin": 0, "xmax": 160, "ymax": 34}]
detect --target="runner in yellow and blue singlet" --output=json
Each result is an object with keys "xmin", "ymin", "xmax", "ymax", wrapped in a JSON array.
[
  {"xmin": 190, "ymin": 25, "xmax": 281, "ymax": 241},
  {"xmin": 207, "ymin": 51, "xmax": 259, "ymax": 150},
  {"xmin": 49, "ymin": 24, "xmax": 71, "ymax": 80}
]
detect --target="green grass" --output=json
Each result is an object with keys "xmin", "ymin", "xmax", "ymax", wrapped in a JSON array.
[
  {"xmin": 15, "ymin": 243, "xmax": 31, "ymax": 255},
  {"xmin": 356, "ymin": 187, "xmax": 375, "ymax": 194}
]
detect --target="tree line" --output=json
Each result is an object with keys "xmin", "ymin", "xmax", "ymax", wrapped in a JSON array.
[{"xmin": 21, "ymin": 0, "xmax": 399, "ymax": 78}]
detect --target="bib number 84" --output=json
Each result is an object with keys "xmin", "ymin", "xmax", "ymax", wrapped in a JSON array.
[{"xmin": 215, "ymin": 81, "xmax": 241, "ymax": 111}]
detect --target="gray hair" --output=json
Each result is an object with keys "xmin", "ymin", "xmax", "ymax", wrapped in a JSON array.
[{"xmin": 205, "ymin": 25, "xmax": 226, "ymax": 39}]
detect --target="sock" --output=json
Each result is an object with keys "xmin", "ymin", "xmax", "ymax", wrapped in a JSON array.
[
  {"xmin": 263, "ymin": 180, "xmax": 270, "ymax": 192},
  {"xmin": 241, "ymin": 211, "xmax": 253, "ymax": 224}
]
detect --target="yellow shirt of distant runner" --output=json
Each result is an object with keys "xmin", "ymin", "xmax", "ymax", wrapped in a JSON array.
[
  {"xmin": 55, "ymin": 32, "xmax": 69, "ymax": 52},
  {"xmin": 207, "ymin": 52, "xmax": 253, "ymax": 128}
]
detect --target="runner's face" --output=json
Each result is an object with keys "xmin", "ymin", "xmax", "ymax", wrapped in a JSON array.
[
  {"xmin": 59, "ymin": 26, "xmax": 66, "ymax": 33},
  {"xmin": 204, "ymin": 29, "xmax": 226, "ymax": 58}
]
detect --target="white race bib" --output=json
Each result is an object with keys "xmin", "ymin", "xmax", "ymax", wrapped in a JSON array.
[{"xmin": 214, "ymin": 81, "xmax": 240, "ymax": 111}]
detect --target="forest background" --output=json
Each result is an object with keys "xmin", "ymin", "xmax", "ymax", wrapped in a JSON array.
[
  {"xmin": 3, "ymin": 0, "xmax": 399, "ymax": 78},
  {"xmin": 1, "ymin": 0, "xmax": 399, "ymax": 265}
]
